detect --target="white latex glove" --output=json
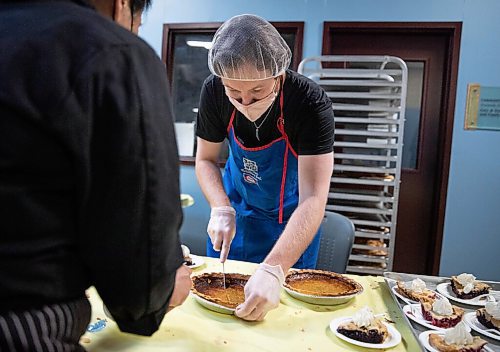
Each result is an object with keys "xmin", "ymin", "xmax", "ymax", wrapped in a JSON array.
[
  {"xmin": 207, "ymin": 206, "xmax": 236, "ymax": 262},
  {"xmin": 235, "ymin": 263, "xmax": 284, "ymax": 321}
]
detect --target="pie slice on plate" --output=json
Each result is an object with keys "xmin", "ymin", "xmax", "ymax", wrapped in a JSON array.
[{"xmin": 450, "ymin": 274, "xmax": 491, "ymax": 300}]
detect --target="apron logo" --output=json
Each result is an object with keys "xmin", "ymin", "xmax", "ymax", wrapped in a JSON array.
[{"xmin": 241, "ymin": 157, "xmax": 261, "ymax": 185}]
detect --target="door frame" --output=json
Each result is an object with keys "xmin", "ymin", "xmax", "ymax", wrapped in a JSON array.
[{"xmin": 322, "ymin": 22, "xmax": 462, "ymax": 274}]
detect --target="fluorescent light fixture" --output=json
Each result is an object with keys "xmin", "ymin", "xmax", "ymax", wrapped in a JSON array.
[{"xmin": 186, "ymin": 40, "xmax": 212, "ymax": 50}]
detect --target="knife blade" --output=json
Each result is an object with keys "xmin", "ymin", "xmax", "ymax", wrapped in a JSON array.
[{"xmin": 222, "ymin": 262, "xmax": 226, "ymax": 289}]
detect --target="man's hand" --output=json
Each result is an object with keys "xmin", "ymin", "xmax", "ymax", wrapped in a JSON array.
[
  {"xmin": 207, "ymin": 206, "xmax": 236, "ymax": 262},
  {"xmin": 168, "ymin": 264, "xmax": 192, "ymax": 311},
  {"xmin": 235, "ymin": 263, "xmax": 284, "ymax": 321}
]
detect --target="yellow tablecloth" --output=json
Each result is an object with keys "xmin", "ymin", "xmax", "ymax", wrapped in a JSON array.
[{"xmin": 83, "ymin": 257, "xmax": 421, "ymax": 351}]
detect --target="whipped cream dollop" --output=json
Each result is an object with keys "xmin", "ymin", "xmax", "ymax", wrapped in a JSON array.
[
  {"xmin": 485, "ymin": 301, "xmax": 500, "ymax": 320},
  {"xmin": 352, "ymin": 306, "xmax": 375, "ymax": 328},
  {"xmin": 432, "ymin": 298, "xmax": 453, "ymax": 316},
  {"xmin": 181, "ymin": 244, "xmax": 190, "ymax": 258},
  {"xmin": 456, "ymin": 273, "xmax": 476, "ymax": 294},
  {"xmin": 444, "ymin": 321, "xmax": 473, "ymax": 347},
  {"xmin": 404, "ymin": 278, "xmax": 427, "ymax": 293}
]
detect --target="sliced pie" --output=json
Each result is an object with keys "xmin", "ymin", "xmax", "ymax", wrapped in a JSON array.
[
  {"xmin": 337, "ymin": 307, "xmax": 388, "ymax": 344},
  {"xmin": 429, "ymin": 322, "xmax": 487, "ymax": 352},
  {"xmin": 183, "ymin": 256, "xmax": 193, "ymax": 266},
  {"xmin": 284, "ymin": 270, "xmax": 363, "ymax": 297},
  {"xmin": 450, "ymin": 275, "xmax": 491, "ymax": 299},
  {"xmin": 181, "ymin": 244, "xmax": 193, "ymax": 266},
  {"xmin": 421, "ymin": 299, "xmax": 464, "ymax": 328},
  {"xmin": 476, "ymin": 303, "xmax": 500, "ymax": 331},
  {"xmin": 429, "ymin": 334, "xmax": 487, "ymax": 352},
  {"xmin": 337, "ymin": 319, "xmax": 388, "ymax": 344},
  {"xmin": 191, "ymin": 273, "xmax": 249, "ymax": 309},
  {"xmin": 395, "ymin": 279, "xmax": 437, "ymax": 303}
]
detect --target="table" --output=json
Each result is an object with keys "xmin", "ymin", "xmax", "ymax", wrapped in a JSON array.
[{"xmin": 83, "ymin": 257, "xmax": 422, "ymax": 351}]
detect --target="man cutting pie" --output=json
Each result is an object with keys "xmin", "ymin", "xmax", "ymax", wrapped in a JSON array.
[{"xmin": 195, "ymin": 14, "xmax": 334, "ymax": 321}]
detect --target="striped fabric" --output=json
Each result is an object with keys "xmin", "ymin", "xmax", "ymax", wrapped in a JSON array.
[{"xmin": 0, "ymin": 297, "xmax": 91, "ymax": 352}]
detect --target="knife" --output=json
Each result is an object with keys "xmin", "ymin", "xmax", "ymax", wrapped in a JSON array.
[{"xmin": 222, "ymin": 262, "xmax": 226, "ymax": 289}]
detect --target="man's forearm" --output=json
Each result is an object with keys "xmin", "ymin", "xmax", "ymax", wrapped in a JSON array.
[
  {"xmin": 195, "ymin": 159, "xmax": 231, "ymax": 208},
  {"xmin": 264, "ymin": 195, "xmax": 326, "ymax": 271}
]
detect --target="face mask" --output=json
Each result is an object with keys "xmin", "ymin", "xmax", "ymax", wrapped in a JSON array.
[{"xmin": 226, "ymin": 79, "xmax": 279, "ymax": 122}]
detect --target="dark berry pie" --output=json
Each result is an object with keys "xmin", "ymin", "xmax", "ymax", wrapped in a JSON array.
[
  {"xmin": 337, "ymin": 307, "xmax": 389, "ymax": 344},
  {"xmin": 450, "ymin": 274, "xmax": 491, "ymax": 299},
  {"xmin": 181, "ymin": 244, "xmax": 193, "ymax": 266},
  {"xmin": 476, "ymin": 301, "xmax": 500, "ymax": 331}
]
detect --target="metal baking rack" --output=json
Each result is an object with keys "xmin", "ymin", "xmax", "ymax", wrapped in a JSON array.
[{"xmin": 298, "ymin": 55, "xmax": 408, "ymax": 275}]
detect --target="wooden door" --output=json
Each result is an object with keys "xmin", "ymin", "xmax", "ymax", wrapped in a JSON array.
[{"xmin": 323, "ymin": 23, "xmax": 461, "ymax": 274}]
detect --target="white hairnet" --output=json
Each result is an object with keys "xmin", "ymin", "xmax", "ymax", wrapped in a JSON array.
[{"xmin": 208, "ymin": 14, "xmax": 292, "ymax": 81}]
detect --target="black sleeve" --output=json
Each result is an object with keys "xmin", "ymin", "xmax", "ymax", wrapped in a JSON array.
[
  {"xmin": 195, "ymin": 76, "xmax": 227, "ymax": 143},
  {"xmin": 296, "ymin": 84, "xmax": 335, "ymax": 155},
  {"xmin": 75, "ymin": 45, "xmax": 183, "ymax": 336}
]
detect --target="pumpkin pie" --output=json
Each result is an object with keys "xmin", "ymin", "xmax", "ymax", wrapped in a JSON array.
[
  {"xmin": 284, "ymin": 270, "xmax": 363, "ymax": 297},
  {"xmin": 191, "ymin": 273, "xmax": 249, "ymax": 309}
]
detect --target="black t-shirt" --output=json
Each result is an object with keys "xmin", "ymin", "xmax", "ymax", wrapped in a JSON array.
[
  {"xmin": 0, "ymin": 0, "xmax": 182, "ymax": 336},
  {"xmin": 196, "ymin": 70, "xmax": 334, "ymax": 155}
]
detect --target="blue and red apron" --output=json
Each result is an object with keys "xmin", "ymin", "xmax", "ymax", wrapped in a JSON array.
[{"xmin": 206, "ymin": 85, "xmax": 321, "ymax": 269}]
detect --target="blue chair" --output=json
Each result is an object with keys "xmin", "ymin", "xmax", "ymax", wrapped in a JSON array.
[
  {"xmin": 316, "ymin": 211, "xmax": 355, "ymax": 273},
  {"xmin": 178, "ymin": 166, "xmax": 211, "ymax": 256}
]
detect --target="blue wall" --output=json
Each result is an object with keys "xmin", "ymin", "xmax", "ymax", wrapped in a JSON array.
[{"xmin": 140, "ymin": 0, "xmax": 500, "ymax": 280}]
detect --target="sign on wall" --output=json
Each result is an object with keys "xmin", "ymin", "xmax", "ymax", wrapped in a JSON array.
[{"xmin": 465, "ymin": 83, "xmax": 500, "ymax": 130}]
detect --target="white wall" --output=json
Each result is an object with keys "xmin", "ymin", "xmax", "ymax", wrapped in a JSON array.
[{"xmin": 140, "ymin": 0, "xmax": 500, "ymax": 280}]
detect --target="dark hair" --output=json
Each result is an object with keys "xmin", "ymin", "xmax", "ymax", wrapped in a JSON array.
[{"xmin": 130, "ymin": 0, "xmax": 152, "ymax": 15}]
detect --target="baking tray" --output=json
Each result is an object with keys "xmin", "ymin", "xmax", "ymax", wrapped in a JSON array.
[{"xmin": 383, "ymin": 272, "xmax": 500, "ymax": 352}]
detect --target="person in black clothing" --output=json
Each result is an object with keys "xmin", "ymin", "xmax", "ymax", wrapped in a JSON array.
[
  {"xmin": 0, "ymin": 0, "xmax": 191, "ymax": 350},
  {"xmin": 196, "ymin": 14, "xmax": 334, "ymax": 322}
]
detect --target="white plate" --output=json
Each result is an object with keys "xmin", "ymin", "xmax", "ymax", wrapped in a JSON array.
[
  {"xmin": 190, "ymin": 291, "xmax": 235, "ymax": 315},
  {"xmin": 187, "ymin": 255, "xmax": 205, "ymax": 269},
  {"xmin": 402, "ymin": 304, "xmax": 448, "ymax": 331},
  {"xmin": 329, "ymin": 316, "xmax": 401, "ymax": 349},
  {"xmin": 283, "ymin": 285, "xmax": 361, "ymax": 306},
  {"xmin": 464, "ymin": 311, "xmax": 500, "ymax": 341},
  {"xmin": 436, "ymin": 283, "xmax": 487, "ymax": 307}
]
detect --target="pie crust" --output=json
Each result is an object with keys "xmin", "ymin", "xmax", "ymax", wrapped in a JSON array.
[
  {"xmin": 428, "ymin": 333, "xmax": 487, "ymax": 352},
  {"xmin": 284, "ymin": 270, "xmax": 363, "ymax": 297},
  {"xmin": 395, "ymin": 281, "xmax": 437, "ymax": 303},
  {"xmin": 191, "ymin": 272, "xmax": 249, "ymax": 309}
]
